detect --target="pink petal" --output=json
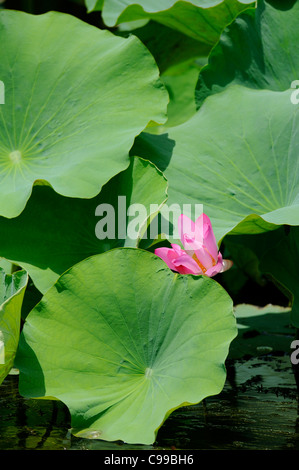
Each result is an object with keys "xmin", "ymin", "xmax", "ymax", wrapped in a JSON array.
[
  {"xmin": 201, "ymin": 214, "xmax": 219, "ymax": 262},
  {"xmin": 178, "ymin": 214, "xmax": 196, "ymax": 237},
  {"xmin": 205, "ymin": 253, "xmax": 224, "ymax": 277},
  {"xmin": 170, "ymin": 243, "xmax": 185, "ymax": 256},
  {"xmin": 172, "ymin": 254, "xmax": 203, "ymax": 275},
  {"xmin": 154, "ymin": 247, "xmax": 178, "ymax": 271},
  {"xmin": 178, "ymin": 214, "xmax": 203, "ymax": 252},
  {"xmin": 193, "ymin": 246, "xmax": 214, "ymax": 271},
  {"xmin": 194, "ymin": 213, "xmax": 204, "ymax": 234}
]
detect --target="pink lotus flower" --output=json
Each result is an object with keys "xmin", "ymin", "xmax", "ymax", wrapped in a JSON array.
[{"xmin": 155, "ymin": 214, "xmax": 232, "ymax": 277}]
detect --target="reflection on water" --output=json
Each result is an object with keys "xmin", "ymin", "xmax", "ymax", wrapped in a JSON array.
[{"xmin": 0, "ymin": 355, "xmax": 299, "ymax": 450}]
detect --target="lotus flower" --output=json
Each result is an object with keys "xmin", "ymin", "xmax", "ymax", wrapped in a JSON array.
[{"xmin": 155, "ymin": 214, "xmax": 232, "ymax": 277}]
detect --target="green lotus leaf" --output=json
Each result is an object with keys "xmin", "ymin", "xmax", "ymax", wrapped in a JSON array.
[
  {"xmin": 0, "ymin": 259, "xmax": 14, "ymax": 274},
  {"xmin": 118, "ymin": 21, "xmax": 209, "ymax": 133},
  {"xmin": 0, "ymin": 269, "xmax": 28, "ymax": 385},
  {"xmin": 159, "ymin": 59, "xmax": 202, "ymax": 129},
  {"xmin": 145, "ymin": 58, "xmax": 204, "ymax": 134},
  {"xmin": 196, "ymin": 0, "xmax": 299, "ymax": 108},
  {"xmin": 85, "ymin": 0, "xmax": 103, "ymax": 11},
  {"xmin": 16, "ymin": 249, "xmax": 236, "ymax": 444},
  {"xmin": 87, "ymin": 0, "xmax": 254, "ymax": 42},
  {"xmin": 132, "ymin": 86, "xmax": 299, "ymax": 242},
  {"xmin": 122, "ymin": 20, "xmax": 210, "ymax": 74},
  {"xmin": 0, "ymin": 10, "xmax": 167, "ymax": 218},
  {"xmin": 0, "ymin": 157, "xmax": 168, "ymax": 294}
]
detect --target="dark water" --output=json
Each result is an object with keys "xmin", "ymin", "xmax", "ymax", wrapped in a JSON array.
[{"xmin": 0, "ymin": 355, "xmax": 298, "ymax": 450}]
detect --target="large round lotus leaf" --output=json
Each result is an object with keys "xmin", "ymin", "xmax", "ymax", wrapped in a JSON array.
[
  {"xmin": 196, "ymin": 0, "xmax": 299, "ymax": 108},
  {"xmin": 0, "ymin": 157, "xmax": 168, "ymax": 294},
  {"xmin": 86, "ymin": 0, "xmax": 254, "ymax": 42},
  {"xmin": 0, "ymin": 10, "xmax": 167, "ymax": 218},
  {"xmin": 16, "ymin": 249, "xmax": 236, "ymax": 445},
  {"xmin": 0, "ymin": 269, "xmax": 28, "ymax": 385},
  {"xmin": 132, "ymin": 86, "xmax": 299, "ymax": 242}
]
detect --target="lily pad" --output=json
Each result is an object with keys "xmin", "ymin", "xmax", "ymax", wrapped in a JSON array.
[
  {"xmin": 196, "ymin": 0, "xmax": 299, "ymax": 108},
  {"xmin": 118, "ymin": 21, "xmax": 209, "ymax": 133},
  {"xmin": 132, "ymin": 86, "xmax": 299, "ymax": 242},
  {"xmin": 0, "ymin": 157, "xmax": 168, "ymax": 294},
  {"xmin": 0, "ymin": 269, "xmax": 28, "ymax": 385},
  {"xmin": 156, "ymin": 59, "xmax": 203, "ymax": 130},
  {"xmin": 16, "ymin": 249, "xmax": 236, "ymax": 445},
  {"xmin": 0, "ymin": 259, "xmax": 14, "ymax": 274},
  {"xmin": 87, "ymin": 0, "xmax": 254, "ymax": 42},
  {"xmin": 122, "ymin": 20, "xmax": 210, "ymax": 74},
  {"xmin": 0, "ymin": 10, "xmax": 167, "ymax": 218}
]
